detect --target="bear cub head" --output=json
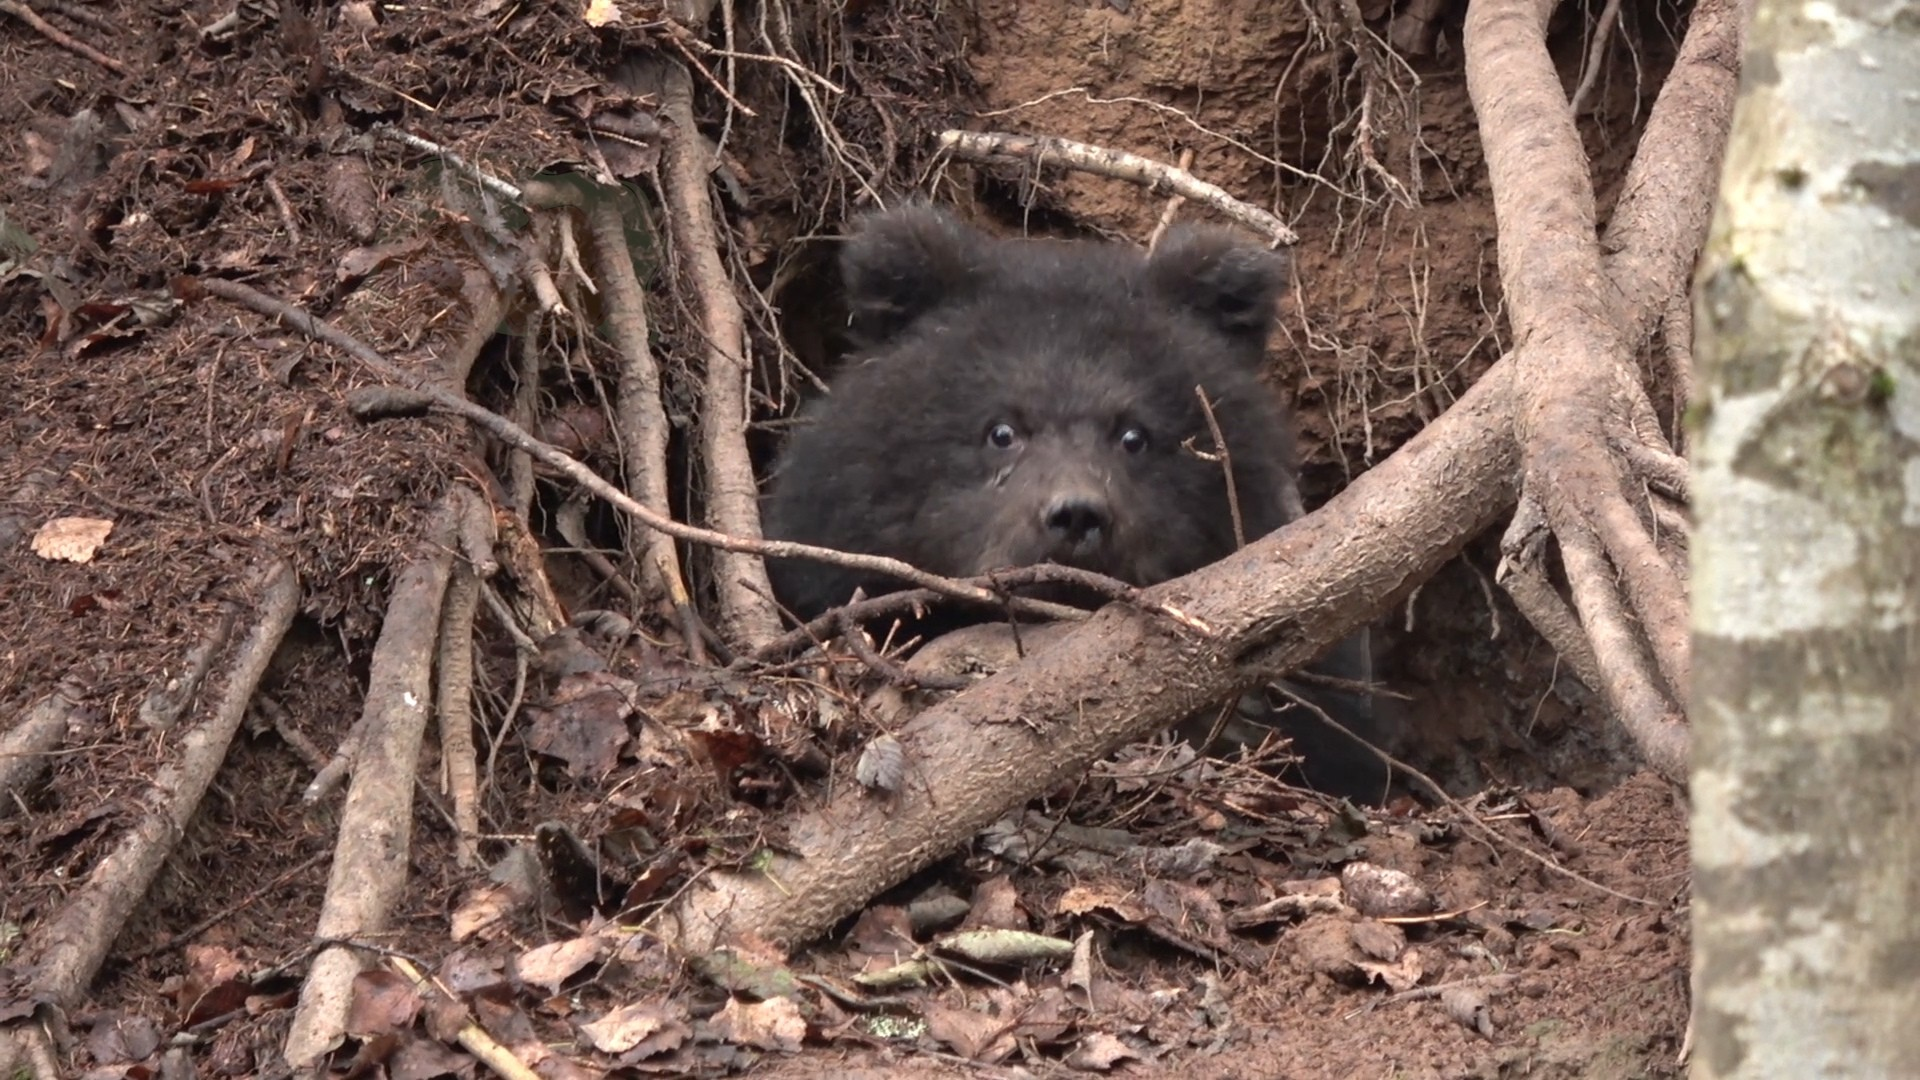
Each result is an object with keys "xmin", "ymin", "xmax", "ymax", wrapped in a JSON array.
[{"xmin": 761, "ymin": 204, "xmax": 1301, "ymax": 620}]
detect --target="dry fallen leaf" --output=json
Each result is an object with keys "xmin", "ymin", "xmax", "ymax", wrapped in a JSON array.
[
  {"xmin": 449, "ymin": 881, "xmax": 523, "ymax": 942},
  {"xmin": 1356, "ymin": 946, "xmax": 1426, "ymax": 992},
  {"xmin": 32, "ymin": 516, "xmax": 113, "ymax": 563},
  {"xmin": 344, "ymin": 969, "xmax": 422, "ymax": 1038},
  {"xmin": 1065, "ymin": 1031, "xmax": 1139, "ymax": 1071},
  {"xmin": 710, "ymin": 996, "xmax": 806, "ymax": 1053},
  {"xmin": 514, "ymin": 935, "xmax": 606, "ymax": 996},
  {"xmin": 855, "ymin": 733, "xmax": 906, "ymax": 792},
  {"xmin": 579, "ymin": 1000, "xmax": 678, "ymax": 1055}
]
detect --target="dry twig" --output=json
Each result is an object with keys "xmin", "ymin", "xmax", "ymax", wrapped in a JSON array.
[
  {"xmin": 0, "ymin": 0, "xmax": 128, "ymax": 73},
  {"xmin": 192, "ymin": 277, "xmax": 1094, "ymax": 626},
  {"xmin": 937, "ymin": 130, "xmax": 1298, "ymax": 246}
]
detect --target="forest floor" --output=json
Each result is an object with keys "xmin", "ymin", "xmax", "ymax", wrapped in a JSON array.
[{"xmin": 0, "ymin": 0, "xmax": 1692, "ymax": 1076}]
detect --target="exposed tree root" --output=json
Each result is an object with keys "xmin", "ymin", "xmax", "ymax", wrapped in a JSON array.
[
  {"xmin": 657, "ymin": 59, "xmax": 783, "ymax": 650},
  {"xmin": 438, "ymin": 487, "xmax": 489, "ymax": 869},
  {"xmin": 284, "ymin": 503, "xmax": 460, "ymax": 1068},
  {"xmin": 579, "ymin": 187, "xmax": 686, "ymax": 616},
  {"xmin": 1469, "ymin": 0, "xmax": 1748, "ymax": 782},
  {"xmin": 1, "ymin": 559, "xmax": 297, "ymax": 1070},
  {"xmin": 0, "ymin": 682, "xmax": 82, "ymax": 819},
  {"xmin": 655, "ymin": 361, "xmax": 1523, "ymax": 952}
]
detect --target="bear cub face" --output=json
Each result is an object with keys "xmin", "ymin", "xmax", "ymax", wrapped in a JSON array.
[{"xmin": 760, "ymin": 204, "xmax": 1301, "ymax": 620}]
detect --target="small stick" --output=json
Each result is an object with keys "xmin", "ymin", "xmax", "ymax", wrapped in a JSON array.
[
  {"xmin": 191, "ymin": 278, "xmax": 1103, "ymax": 629},
  {"xmin": 264, "ymin": 174, "xmax": 303, "ymax": 245},
  {"xmin": 937, "ymin": 130, "xmax": 1297, "ymax": 246},
  {"xmin": 370, "ymin": 122, "xmax": 522, "ymax": 204},
  {"xmin": 745, "ymin": 562, "xmax": 1211, "ymax": 664},
  {"xmin": 1190, "ymin": 386, "xmax": 1246, "ymax": 550},
  {"xmin": 1145, "ymin": 148, "xmax": 1197, "ymax": 252},
  {"xmin": 0, "ymin": 0, "xmax": 128, "ymax": 73}
]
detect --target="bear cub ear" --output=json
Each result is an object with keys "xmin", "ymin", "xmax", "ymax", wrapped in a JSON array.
[
  {"xmin": 1145, "ymin": 226, "xmax": 1291, "ymax": 347},
  {"xmin": 840, "ymin": 203, "xmax": 989, "ymax": 348}
]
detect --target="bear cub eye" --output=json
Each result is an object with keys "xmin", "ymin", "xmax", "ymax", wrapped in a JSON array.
[
  {"xmin": 1119, "ymin": 427, "xmax": 1149, "ymax": 455},
  {"xmin": 987, "ymin": 422, "xmax": 1018, "ymax": 449}
]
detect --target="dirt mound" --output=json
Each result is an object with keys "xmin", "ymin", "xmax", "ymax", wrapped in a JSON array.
[{"xmin": 0, "ymin": 0, "xmax": 1690, "ymax": 1075}]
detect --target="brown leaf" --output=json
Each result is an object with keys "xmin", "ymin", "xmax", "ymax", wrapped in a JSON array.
[
  {"xmin": 1356, "ymin": 946, "xmax": 1425, "ymax": 992},
  {"xmin": 923, "ymin": 1000, "xmax": 1014, "ymax": 1062},
  {"xmin": 31, "ymin": 516, "xmax": 113, "ymax": 562},
  {"xmin": 578, "ymin": 1000, "xmax": 684, "ymax": 1056},
  {"xmin": 687, "ymin": 728, "xmax": 764, "ymax": 784},
  {"xmin": 848, "ymin": 905, "xmax": 916, "ymax": 958},
  {"xmin": 85, "ymin": 1011, "xmax": 160, "ymax": 1065},
  {"xmin": 514, "ymin": 936, "xmax": 607, "ymax": 996},
  {"xmin": 1064, "ymin": 1031, "xmax": 1139, "ymax": 1070},
  {"xmin": 710, "ymin": 996, "xmax": 806, "ymax": 1053},
  {"xmin": 958, "ymin": 875, "xmax": 1028, "ymax": 933},
  {"xmin": 525, "ymin": 684, "xmax": 632, "ymax": 779},
  {"xmin": 389, "ymin": 1035, "xmax": 476, "ymax": 1080},
  {"xmin": 345, "ymin": 969, "xmax": 423, "ymax": 1038},
  {"xmin": 451, "ymin": 881, "xmax": 528, "ymax": 942},
  {"xmin": 854, "ymin": 733, "xmax": 905, "ymax": 792}
]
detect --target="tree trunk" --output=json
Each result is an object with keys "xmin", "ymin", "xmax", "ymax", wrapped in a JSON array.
[{"xmin": 1688, "ymin": 0, "xmax": 1920, "ymax": 1072}]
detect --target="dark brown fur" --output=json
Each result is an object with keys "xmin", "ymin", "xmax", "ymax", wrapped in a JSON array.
[
  {"xmin": 763, "ymin": 205, "xmax": 1299, "ymax": 614},
  {"xmin": 761, "ymin": 205, "xmax": 1396, "ymax": 800}
]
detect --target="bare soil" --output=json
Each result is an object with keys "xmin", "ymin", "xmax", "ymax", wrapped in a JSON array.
[{"xmin": 0, "ymin": 0, "xmax": 1692, "ymax": 1075}]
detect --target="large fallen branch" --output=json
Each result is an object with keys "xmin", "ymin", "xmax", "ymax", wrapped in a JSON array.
[
  {"xmin": 1, "ymin": 559, "xmax": 297, "ymax": 1077},
  {"xmin": 284, "ymin": 504, "xmax": 459, "ymax": 1068},
  {"xmin": 655, "ymin": 364, "xmax": 1521, "ymax": 952},
  {"xmin": 651, "ymin": 0, "xmax": 1746, "ymax": 950}
]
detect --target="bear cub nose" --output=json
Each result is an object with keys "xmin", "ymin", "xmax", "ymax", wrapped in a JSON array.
[{"xmin": 1043, "ymin": 495, "xmax": 1112, "ymax": 545}]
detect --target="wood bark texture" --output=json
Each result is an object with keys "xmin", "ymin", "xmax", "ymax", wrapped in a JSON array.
[{"xmin": 1689, "ymin": 0, "xmax": 1920, "ymax": 1071}]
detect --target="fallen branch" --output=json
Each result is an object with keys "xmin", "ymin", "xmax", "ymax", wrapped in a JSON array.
[
  {"xmin": 191, "ymin": 277, "xmax": 1094, "ymax": 626},
  {"xmin": 284, "ymin": 504, "xmax": 459, "ymax": 1068},
  {"xmin": 937, "ymin": 130, "xmax": 1299, "ymax": 246},
  {"xmin": 0, "ymin": 682, "xmax": 82, "ymax": 818},
  {"xmin": 8, "ymin": 559, "xmax": 296, "ymax": 1024},
  {"xmin": 654, "ymin": 361, "xmax": 1523, "ymax": 953}
]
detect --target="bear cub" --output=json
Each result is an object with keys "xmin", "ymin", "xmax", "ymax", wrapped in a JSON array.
[{"xmin": 760, "ymin": 204, "xmax": 1394, "ymax": 801}]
